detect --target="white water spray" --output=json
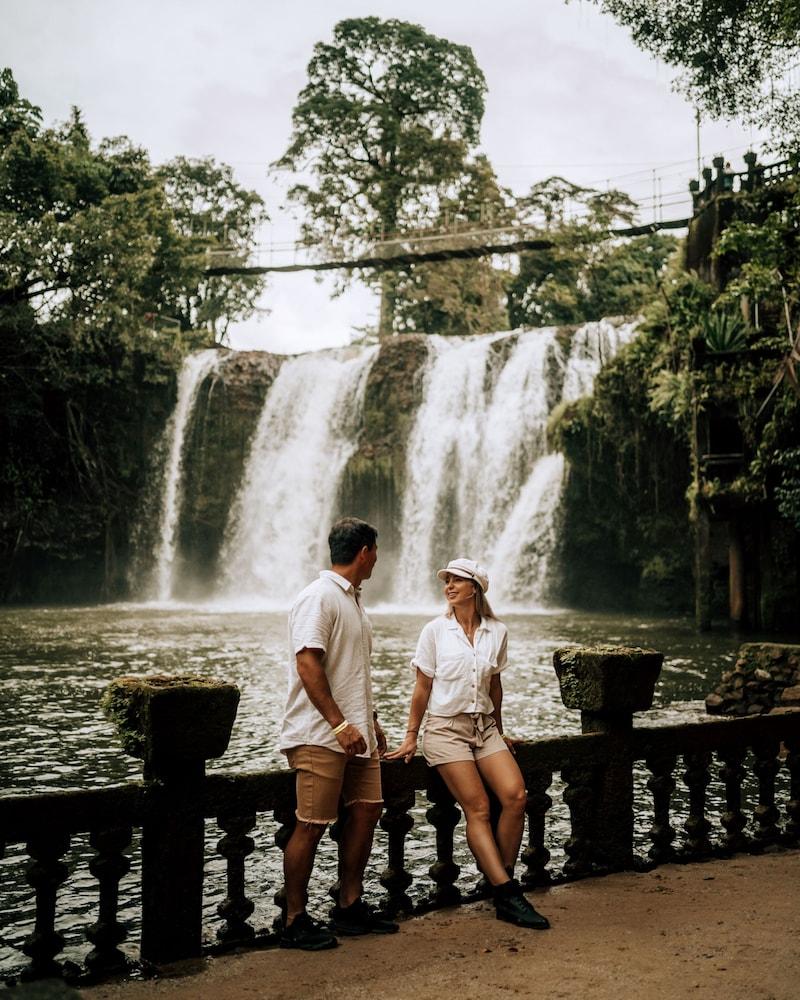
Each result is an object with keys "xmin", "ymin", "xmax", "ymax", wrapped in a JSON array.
[
  {"xmin": 218, "ymin": 346, "xmax": 378, "ymax": 605},
  {"xmin": 150, "ymin": 349, "xmax": 220, "ymax": 601},
  {"xmin": 393, "ymin": 319, "xmax": 637, "ymax": 606}
]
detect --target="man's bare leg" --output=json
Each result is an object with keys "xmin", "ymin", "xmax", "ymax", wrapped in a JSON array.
[
  {"xmin": 283, "ymin": 821, "xmax": 327, "ymax": 924},
  {"xmin": 337, "ymin": 801, "xmax": 382, "ymax": 908}
]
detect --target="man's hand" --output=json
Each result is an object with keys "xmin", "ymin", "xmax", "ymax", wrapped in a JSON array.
[
  {"xmin": 374, "ymin": 718, "xmax": 387, "ymax": 757},
  {"xmin": 335, "ymin": 723, "xmax": 367, "ymax": 757}
]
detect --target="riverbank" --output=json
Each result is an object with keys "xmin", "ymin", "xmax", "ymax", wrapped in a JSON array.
[{"xmin": 84, "ymin": 850, "xmax": 799, "ymax": 1000}]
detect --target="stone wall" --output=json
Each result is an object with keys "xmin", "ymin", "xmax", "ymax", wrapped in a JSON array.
[
  {"xmin": 337, "ymin": 334, "xmax": 430, "ymax": 591},
  {"xmin": 177, "ymin": 351, "xmax": 283, "ymax": 596},
  {"xmin": 705, "ymin": 642, "xmax": 800, "ymax": 716}
]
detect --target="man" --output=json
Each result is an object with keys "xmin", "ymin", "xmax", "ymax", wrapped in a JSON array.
[{"xmin": 278, "ymin": 516, "xmax": 398, "ymax": 950}]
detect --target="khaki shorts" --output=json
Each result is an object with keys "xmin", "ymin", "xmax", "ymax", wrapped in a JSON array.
[
  {"xmin": 286, "ymin": 745, "xmax": 383, "ymax": 825},
  {"xmin": 422, "ymin": 713, "xmax": 509, "ymax": 767}
]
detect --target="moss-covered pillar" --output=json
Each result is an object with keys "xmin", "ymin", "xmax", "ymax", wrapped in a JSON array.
[
  {"xmin": 728, "ymin": 519, "xmax": 745, "ymax": 624},
  {"xmin": 553, "ymin": 645, "xmax": 663, "ymax": 871},
  {"xmin": 103, "ymin": 676, "xmax": 240, "ymax": 964},
  {"xmin": 695, "ymin": 502, "xmax": 713, "ymax": 631}
]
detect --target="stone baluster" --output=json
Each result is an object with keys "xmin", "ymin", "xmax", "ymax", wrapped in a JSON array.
[
  {"xmin": 425, "ymin": 773, "xmax": 461, "ymax": 906},
  {"xmin": 752, "ymin": 740, "xmax": 781, "ymax": 849},
  {"xmin": 785, "ymin": 733, "xmax": 800, "ymax": 844},
  {"xmin": 743, "ymin": 150, "xmax": 758, "ymax": 192},
  {"xmin": 21, "ymin": 832, "xmax": 70, "ymax": 980},
  {"xmin": 701, "ymin": 166, "xmax": 714, "ymax": 202},
  {"xmin": 272, "ymin": 801, "xmax": 297, "ymax": 924},
  {"xmin": 553, "ymin": 644, "xmax": 663, "ymax": 872},
  {"xmin": 718, "ymin": 746, "xmax": 749, "ymax": 853},
  {"xmin": 712, "ymin": 156, "xmax": 726, "ymax": 194},
  {"xmin": 682, "ymin": 752, "xmax": 712, "ymax": 856},
  {"xmin": 520, "ymin": 768, "xmax": 552, "ymax": 887},
  {"xmin": 379, "ymin": 789, "xmax": 416, "ymax": 915},
  {"xmin": 216, "ymin": 813, "xmax": 257, "ymax": 945},
  {"xmin": 645, "ymin": 754, "xmax": 677, "ymax": 865},
  {"xmin": 561, "ymin": 763, "xmax": 596, "ymax": 878},
  {"xmin": 85, "ymin": 826, "xmax": 132, "ymax": 976}
]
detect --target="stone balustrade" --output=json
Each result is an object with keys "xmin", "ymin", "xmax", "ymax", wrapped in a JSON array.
[{"xmin": 0, "ymin": 652, "xmax": 798, "ymax": 985}]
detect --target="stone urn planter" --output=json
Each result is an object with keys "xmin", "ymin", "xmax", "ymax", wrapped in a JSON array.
[
  {"xmin": 553, "ymin": 645, "xmax": 663, "ymax": 730},
  {"xmin": 102, "ymin": 674, "xmax": 240, "ymax": 773}
]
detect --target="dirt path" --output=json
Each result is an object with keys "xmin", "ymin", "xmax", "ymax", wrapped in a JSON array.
[{"xmin": 84, "ymin": 850, "xmax": 799, "ymax": 1000}]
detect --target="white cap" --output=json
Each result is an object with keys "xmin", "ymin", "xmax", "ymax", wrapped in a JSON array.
[{"xmin": 436, "ymin": 558, "xmax": 489, "ymax": 594}]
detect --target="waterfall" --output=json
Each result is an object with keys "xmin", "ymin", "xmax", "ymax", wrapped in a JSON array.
[
  {"xmin": 392, "ymin": 319, "xmax": 637, "ymax": 606},
  {"xmin": 149, "ymin": 348, "xmax": 221, "ymax": 601},
  {"xmin": 217, "ymin": 346, "xmax": 378, "ymax": 606},
  {"xmin": 136, "ymin": 318, "xmax": 635, "ymax": 610}
]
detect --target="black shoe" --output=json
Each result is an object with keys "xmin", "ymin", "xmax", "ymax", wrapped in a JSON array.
[
  {"xmin": 330, "ymin": 898, "xmax": 399, "ymax": 936},
  {"xmin": 280, "ymin": 911, "xmax": 339, "ymax": 950},
  {"xmin": 493, "ymin": 880, "xmax": 550, "ymax": 930}
]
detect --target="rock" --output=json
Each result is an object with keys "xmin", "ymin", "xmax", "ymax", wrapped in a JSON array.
[
  {"xmin": 746, "ymin": 704, "xmax": 764, "ymax": 715},
  {"xmin": 780, "ymin": 685, "xmax": 800, "ymax": 706},
  {"xmin": 705, "ymin": 693, "xmax": 725, "ymax": 713},
  {"xmin": 754, "ymin": 668, "xmax": 772, "ymax": 682}
]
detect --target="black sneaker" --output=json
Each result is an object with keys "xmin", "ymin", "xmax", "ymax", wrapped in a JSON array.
[
  {"xmin": 330, "ymin": 898, "xmax": 399, "ymax": 936},
  {"xmin": 493, "ymin": 880, "xmax": 550, "ymax": 930},
  {"xmin": 280, "ymin": 911, "xmax": 339, "ymax": 950}
]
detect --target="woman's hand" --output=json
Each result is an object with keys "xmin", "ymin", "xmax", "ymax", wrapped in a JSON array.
[
  {"xmin": 385, "ymin": 733, "xmax": 418, "ymax": 764},
  {"xmin": 502, "ymin": 734, "xmax": 517, "ymax": 757}
]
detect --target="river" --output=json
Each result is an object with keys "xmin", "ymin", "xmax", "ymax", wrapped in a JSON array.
[{"xmin": 0, "ymin": 603, "xmax": 760, "ymax": 975}]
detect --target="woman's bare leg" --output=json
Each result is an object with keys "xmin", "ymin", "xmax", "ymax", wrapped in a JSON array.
[
  {"xmin": 476, "ymin": 750, "xmax": 527, "ymax": 873},
  {"xmin": 436, "ymin": 760, "xmax": 508, "ymax": 885}
]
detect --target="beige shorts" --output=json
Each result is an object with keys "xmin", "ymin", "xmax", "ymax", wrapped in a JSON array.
[
  {"xmin": 286, "ymin": 745, "xmax": 383, "ymax": 825},
  {"xmin": 422, "ymin": 713, "xmax": 509, "ymax": 767}
]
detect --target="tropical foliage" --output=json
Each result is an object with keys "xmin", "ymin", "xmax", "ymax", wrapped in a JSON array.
[{"xmin": 0, "ymin": 69, "xmax": 266, "ymax": 599}]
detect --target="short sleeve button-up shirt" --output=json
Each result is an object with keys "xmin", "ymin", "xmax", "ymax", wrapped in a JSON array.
[
  {"xmin": 411, "ymin": 614, "xmax": 508, "ymax": 716},
  {"xmin": 280, "ymin": 570, "xmax": 376, "ymax": 757}
]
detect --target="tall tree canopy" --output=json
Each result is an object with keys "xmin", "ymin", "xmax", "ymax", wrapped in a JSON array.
[
  {"xmin": 277, "ymin": 17, "xmax": 487, "ymax": 335},
  {"xmin": 159, "ymin": 156, "xmax": 268, "ymax": 342},
  {"xmin": 393, "ymin": 155, "xmax": 513, "ymax": 336},
  {"xmin": 589, "ymin": 1, "xmax": 800, "ymax": 143},
  {"xmin": 507, "ymin": 176, "xmax": 677, "ymax": 327}
]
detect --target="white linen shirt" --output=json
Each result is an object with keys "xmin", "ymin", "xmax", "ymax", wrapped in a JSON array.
[
  {"xmin": 279, "ymin": 570, "xmax": 376, "ymax": 757},
  {"xmin": 411, "ymin": 614, "xmax": 508, "ymax": 716}
]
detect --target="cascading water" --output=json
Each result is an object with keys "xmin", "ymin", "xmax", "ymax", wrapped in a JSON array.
[
  {"xmin": 392, "ymin": 318, "xmax": 638, "ymax": 606},
  {"xmin": 217, "ymin": 346, "xmax": 378, "ymax": 606},
  {"xmin": 138, "ymin": 319, "xmax": 635, "ymax": 609},
  {"xmin": 149, "ymin": 348, "xmax": 221, "ymax": 601}
]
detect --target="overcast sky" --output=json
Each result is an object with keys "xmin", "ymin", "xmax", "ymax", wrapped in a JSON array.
[{"xmin": 3, "ymin": 0, "xmax": 761, "ymax": 352}]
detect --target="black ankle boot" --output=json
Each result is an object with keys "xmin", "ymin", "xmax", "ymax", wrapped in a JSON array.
[{"xmin": 493, "ymin": 879, "xmax": 550, "ymax": 930}]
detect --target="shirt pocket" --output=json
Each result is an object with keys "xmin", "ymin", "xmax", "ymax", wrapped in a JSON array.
[{"xmin": 435, "ymin": 654, "xmax": 465, "ymax": 681}]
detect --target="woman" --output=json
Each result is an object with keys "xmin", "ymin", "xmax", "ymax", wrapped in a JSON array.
[{"xmin": 386, "ymin": 558, "xmax": 549, "ymax": 929}]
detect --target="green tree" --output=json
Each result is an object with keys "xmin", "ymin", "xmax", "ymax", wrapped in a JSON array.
[
  {"xmin": 276, "ymin": 17, "xmax": 487, "ymax": 336},
  {"xmin": 159, "ymin": 156, "xmax": 268, "ymax": 343},
  {"xmin": 507, "ymin": 176, "xmax": 677, "ymax": 327},
  {"xmin": 0, "ymin": 70, "xmax": 266, "ymax": 600},
  {"xmin": 587, "ymin": 1, "xmax": 800, "ymax": 144},
  {"xmin": 393, "ymin": 156, "xmax": 513, "ymax": 335}
]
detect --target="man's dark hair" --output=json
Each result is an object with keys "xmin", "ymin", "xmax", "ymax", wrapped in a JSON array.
[{"xmin": 329, "ymin": 517, "xmax": 378, "ymax": 565}]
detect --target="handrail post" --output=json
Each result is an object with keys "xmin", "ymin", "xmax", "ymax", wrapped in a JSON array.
[
  {"xmin": 553, "ymin": 646, "xmax": 663, "ymax": 871},
  {"xmin": 103, "ymin": 676, "xmax": 239, "ymax": 964}
]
